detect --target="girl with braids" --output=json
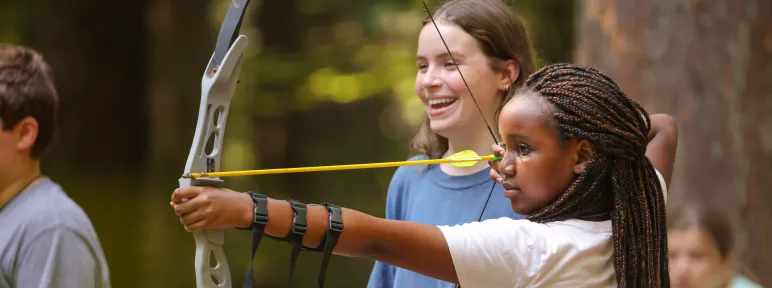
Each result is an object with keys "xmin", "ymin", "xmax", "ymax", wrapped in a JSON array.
[
  {"xmin": 170, "ymin": 63, "xmax": 678, "ymax": 287},
  {"xmin": 487, "ymin": 63, "xmax": 677, "ymax": 286},
  {"xmin": 371, "ymin": 1, "xmax": 535, "ymax": 287}
]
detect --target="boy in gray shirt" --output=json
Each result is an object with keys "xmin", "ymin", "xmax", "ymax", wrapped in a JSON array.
[{"xmin": 0, "ymin": 44, "xmax": 110, "ymax": 288}]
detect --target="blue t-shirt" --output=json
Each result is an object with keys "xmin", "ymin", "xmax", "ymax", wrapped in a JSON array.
[{"xmin": 366, "ymin": 155, "xmax": 525, "ymax": 288}]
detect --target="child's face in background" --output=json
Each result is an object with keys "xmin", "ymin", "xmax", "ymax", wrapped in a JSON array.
[
  {"xmin": 668, "ymin": 228, "xmax": 733, "ymax": 288},
  {"xmin": 496, "ymin": 95, "xmax": 581, "ymax": 214},
  {"xmin": 414, "ymin": 21, "xmax": 509, "ymax": 140}
]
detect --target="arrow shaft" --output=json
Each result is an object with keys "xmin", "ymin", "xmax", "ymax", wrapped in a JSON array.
[{"xmin": 186, "ymin": 155, "xmax": 498, "ymax": 178}]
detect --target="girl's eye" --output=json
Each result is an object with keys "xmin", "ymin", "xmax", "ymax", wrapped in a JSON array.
[
  {"xmin": 516, "ymin": 144, "xmax": 531, "ymax": 155},
  {"xmin": 417, "ymin": 63, "xmax": 427, "ymax": 70},
  {"xmin": 444, "ymin": 61, "xmax": 458, "ymax": 68}
]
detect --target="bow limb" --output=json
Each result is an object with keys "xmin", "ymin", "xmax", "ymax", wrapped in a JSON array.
[{"xmin": 178, "ymin": 1, "xmax": 251, "ymax": 287}]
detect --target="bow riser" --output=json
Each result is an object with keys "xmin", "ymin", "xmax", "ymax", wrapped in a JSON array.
[{"xmin": 179, "ymin": 34, "xmax": 249, "ymax": 288}]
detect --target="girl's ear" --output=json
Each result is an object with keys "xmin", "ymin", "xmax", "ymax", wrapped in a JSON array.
[
  {"xmin": 498, "ymin": 59, "xmax": 520, "ymax": 91},
  {"xmin": 573, "ymin": 139, "xmax": 593, "ymax": 174}
]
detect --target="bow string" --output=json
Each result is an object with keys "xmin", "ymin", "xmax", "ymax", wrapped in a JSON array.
[{"xmin": 419, "ymin": 2, "xmax": 502, "ymax": 286}]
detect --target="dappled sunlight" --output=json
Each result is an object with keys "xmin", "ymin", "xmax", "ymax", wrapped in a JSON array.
[
  {"xmin": 394, "ymin": 77, "xmax": 424, "ymax": 126},
  {"xmin": 307, "ymin": 67, "xmax": 366, "ymax": 104}
]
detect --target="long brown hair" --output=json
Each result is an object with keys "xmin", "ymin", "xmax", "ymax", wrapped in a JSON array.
[{"xmin": 411, "ymin": 0, "xmax": 535, "ymax": 159}]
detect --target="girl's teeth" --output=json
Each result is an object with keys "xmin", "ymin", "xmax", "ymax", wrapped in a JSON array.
[{"xmin": 428, "ymin": 98, "xmax": 455, "ymax": 105}]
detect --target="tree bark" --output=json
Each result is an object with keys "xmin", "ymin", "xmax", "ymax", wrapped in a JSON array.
[{"xmin": 577, "ymin": 0, "xmax": 772, "ymax": 286}]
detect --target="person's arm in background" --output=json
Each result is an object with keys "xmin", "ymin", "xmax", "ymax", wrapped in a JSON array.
[{"xmin": 645, "ymin": 114, "xmax": 679, "ymax": 189}]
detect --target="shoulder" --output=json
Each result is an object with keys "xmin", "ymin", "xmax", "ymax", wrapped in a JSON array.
[
  {"xmin": 439, "ymin": 218, "xmax": 614, "ymax": 286},
  {"xmin": 438, "ymin": 218, "xmax": 554, "ymax": 266},
  {"xmin": 8, "ymin": 178, "xmax": 100, "ymax": 241}
]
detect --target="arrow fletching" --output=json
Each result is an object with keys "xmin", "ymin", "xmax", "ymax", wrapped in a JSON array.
[{"xmin": 447, "ymin": 150, "xmax": 491, "ymax": 167}]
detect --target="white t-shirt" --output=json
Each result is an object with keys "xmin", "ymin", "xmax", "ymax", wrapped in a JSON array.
[{"xmin": 438, "ymin": 170, "xmax": 668, "ymax": 288}]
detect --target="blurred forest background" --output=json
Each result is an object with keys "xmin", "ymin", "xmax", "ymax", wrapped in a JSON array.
[{"xmin": 1, "ymin": 0, "xmax": 770, "ymax": 287}]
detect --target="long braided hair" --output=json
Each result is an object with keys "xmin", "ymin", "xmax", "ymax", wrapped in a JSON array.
[{"xmin": 516, "ymin": 63, "xmax": 668, "ymax": 287}]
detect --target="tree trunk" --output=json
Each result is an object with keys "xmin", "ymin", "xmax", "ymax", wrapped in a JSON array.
[{"xmin": 577, "ymin": 0, "xmax": 772, "ymax": 286}]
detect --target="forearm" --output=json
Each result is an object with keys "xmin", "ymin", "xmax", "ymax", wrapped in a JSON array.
[
  {"xmin": 356, "ymin": 217, "xmax": 457, "ymax": 283},
  {"xmin": 240, "ymin": 197, "xmax": 458, "ymax": 283},
  {"xmin": 259, "ymin": 199, "xmax": 370, "ymax": 257},
  {"xmin": 645, "ymin": 114, "xmax": 679, "ymax": 187}
]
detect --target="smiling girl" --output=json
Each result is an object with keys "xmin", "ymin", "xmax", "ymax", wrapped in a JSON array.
[
  {"xmin": 370, "ymin": 1, "xmax": 536, "ymax": 286},
  {"xmin": 171, "ymin": 63, "xmax": 678, "ymax": 287}
]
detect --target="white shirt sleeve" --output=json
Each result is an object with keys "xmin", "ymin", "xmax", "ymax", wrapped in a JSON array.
[
  {"xmin": 438, "ymin": 218, "xmax": 544, "ymax": 287},
  {"xmin": 655, "ymin": 168, "xmax": 668, "ymax": 205}
]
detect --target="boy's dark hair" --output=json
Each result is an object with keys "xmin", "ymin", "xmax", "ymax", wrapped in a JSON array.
[
  {"xmin": 520, "ymin": 63, "xmax": 668, "ymax": 287},
  {"xmin": 0, "ymin": 43, "xmax": 58, "ymax": 158},
  {"xmin": 411, "ymin": 0, "xmax": 536, "ymax": 159}
]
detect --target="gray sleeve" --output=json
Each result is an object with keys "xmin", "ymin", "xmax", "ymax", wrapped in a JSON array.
[{"xmin": 15, "ymin": 227, "xmax": 103, "ymax": 288}]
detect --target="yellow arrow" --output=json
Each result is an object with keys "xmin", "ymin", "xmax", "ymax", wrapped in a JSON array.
[{"xmin": 182, "ymin": 150, "xmax": 501, "ymax": 179}]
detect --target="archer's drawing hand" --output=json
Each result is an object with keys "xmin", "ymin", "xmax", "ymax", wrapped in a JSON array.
[
  {"xmin": 488, "ymin": 143, "xmax": 506, "ymax": 183},
  {"xmin": 170, "ymin": 186, "xmax": 253, "ymax": 232}
]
